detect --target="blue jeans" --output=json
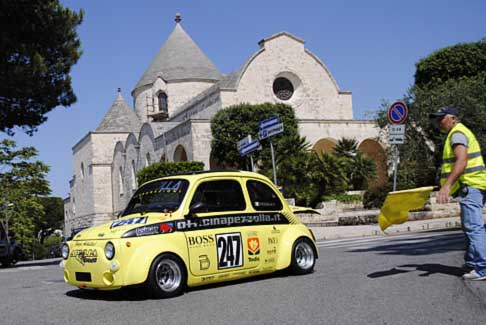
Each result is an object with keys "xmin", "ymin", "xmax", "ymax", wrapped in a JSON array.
[{"xmin": 458, "ymin": 185, "xmax": 486, "ymax": 275}]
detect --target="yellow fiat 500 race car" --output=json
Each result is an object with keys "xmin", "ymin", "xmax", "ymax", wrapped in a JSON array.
[{"xmin": 62, "ymin": 171, "xmax": 317, "ymax": 298}]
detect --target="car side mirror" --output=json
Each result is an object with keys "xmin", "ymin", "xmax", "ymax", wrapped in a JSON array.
[{"xmin": 188, "ymin": 202, "xmax": 207, "ymax": 217}]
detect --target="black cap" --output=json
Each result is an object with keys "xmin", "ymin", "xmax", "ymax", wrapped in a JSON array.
[{"xmin": 428, "ymin": 106, "xmax": 459, "ymax": 119}]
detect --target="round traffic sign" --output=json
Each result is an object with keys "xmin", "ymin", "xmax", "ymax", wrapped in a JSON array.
[{"xmin": 387, "ymin": 101, "xmax": 408, "ymax": 124}]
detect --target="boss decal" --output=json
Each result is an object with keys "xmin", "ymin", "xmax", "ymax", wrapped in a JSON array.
[
  {"xmin": 216, "ymin": 233, "xmax": 243, "ymax": 269},
  {"xmin": 111, "ymin": 216, "xmax": 148, "ymax": 228},
  {"xmin": 176, "ymin": 213, "xmax": 288, "ymax": 231}
]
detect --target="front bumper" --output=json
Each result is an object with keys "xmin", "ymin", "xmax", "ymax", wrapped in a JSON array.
[{"xmin": 63, "ymin": 240, "xmax": 123, "ymax": 289}]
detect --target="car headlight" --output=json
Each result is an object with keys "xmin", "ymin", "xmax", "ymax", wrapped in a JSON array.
[
  {"xmin": 61, "ymin": 243, "xmax": 69, "ymax": 260},
  {"xmin": 104, "ymin": 242, "xmax": 115, "ymax": 260}
]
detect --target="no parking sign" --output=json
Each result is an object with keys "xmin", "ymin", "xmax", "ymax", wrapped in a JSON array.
[{"xmin": 387, "ymin": 101, "xmax": 408, "ymax": 124}]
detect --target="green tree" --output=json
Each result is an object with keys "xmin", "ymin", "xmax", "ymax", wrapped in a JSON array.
[
  {"xmin": 0, "ymin": 0, "xmax": 83, "ymax": 135},
  {"xmin": 211, "ymin": 103, "xmax": 302, "ymax": 171},
  {"xmin": 36, "ymin": 197, "xmax": 64, "ymax": 242},
  {"xmin": 414, "ymin": 40, "xmax": 486, "ymax": 89},
  {"xmin": 0, "ymin": 139, "xmax": 50, "ymax": 258},
  {"xmin": 368, "ymin": 39, "xmax": 486, "ymax": 208}
]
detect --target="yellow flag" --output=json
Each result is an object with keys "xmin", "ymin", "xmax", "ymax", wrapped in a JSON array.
[{"xmin": 378, "ymin": 186, "xmax": 434, "ymax": 231}]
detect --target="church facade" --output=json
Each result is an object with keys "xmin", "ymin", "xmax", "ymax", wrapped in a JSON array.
[{"xmin": 63, "ymin": 16, "xmax": 385, "ymax": 233}]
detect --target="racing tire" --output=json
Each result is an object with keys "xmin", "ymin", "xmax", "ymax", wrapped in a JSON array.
[
  {"xmin": 289, "ymin": 237, "xmax": 316, "ymax": 275},
  {"xmin": 146, "ymin": 254, "xmax": 187, "ymax": 299}
]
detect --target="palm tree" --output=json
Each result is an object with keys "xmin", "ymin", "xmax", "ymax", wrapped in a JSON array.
[{"xmin": 333, "ymin": 138, "xmax": 358, "ymax": 159}]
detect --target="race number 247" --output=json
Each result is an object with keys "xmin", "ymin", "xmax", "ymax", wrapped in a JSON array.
[{"xmin": 216, "ymin": 233, "xmax": 243, "ymax": 269}]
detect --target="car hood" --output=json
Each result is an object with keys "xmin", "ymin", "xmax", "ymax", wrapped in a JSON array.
[{"xmin": 72, "ymin": 212, "xmax": 177, "ymax": 240}]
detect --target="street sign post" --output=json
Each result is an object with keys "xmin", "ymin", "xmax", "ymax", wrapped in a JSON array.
[
  {"xmin": 258, "ymin": 116, "xmax": 284, "ymax": 185},
  {"xmin": 388, "ymin": 124, "xmax": 406, "ymax": 145},
  {"xmin": 387, "ymin": 102, "xmax": 409, "ymax": 191},
  {"xmin": 237, "ymin": 135, "xmax": 260, "ymax": 171}
]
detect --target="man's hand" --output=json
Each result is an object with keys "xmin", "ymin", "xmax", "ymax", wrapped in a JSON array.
[{"xmin": 437, "ymin": 184, "xmax": 451, "ymax": 204}]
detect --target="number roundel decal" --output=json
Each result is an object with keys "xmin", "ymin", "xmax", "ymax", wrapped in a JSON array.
[{"xmin": 216, "ymin": 233, "xmax": 243, "ymax": 269}]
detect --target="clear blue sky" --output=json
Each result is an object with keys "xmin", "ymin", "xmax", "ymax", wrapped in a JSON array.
[{"xmin": 2, "ymin": 0, "xmax": 485, "ymax": 198}]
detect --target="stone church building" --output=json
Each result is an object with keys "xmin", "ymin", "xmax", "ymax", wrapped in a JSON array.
[{"xmin": 64, "ymin": 15, "xmax": 385, "ymax": 233}]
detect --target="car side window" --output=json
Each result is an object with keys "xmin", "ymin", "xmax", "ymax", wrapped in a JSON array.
[
  {"xmin": 190, "ymin": 180, "xmax": 246, "ymax": 212},
  {"xmin": 246, "ymin": 180, "xmax": 283, "ymax": 211}
]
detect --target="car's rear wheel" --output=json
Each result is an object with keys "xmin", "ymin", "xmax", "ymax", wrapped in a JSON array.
[
  {"xmin": 290, "ymin": 238, "xmax": 315, "ymax": 275},
  {"xmin": 146, "ymin": 254, "xmax": 186, "ymax": 298}
]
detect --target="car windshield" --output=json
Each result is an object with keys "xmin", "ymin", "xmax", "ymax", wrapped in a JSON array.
[{"xmin": 121, "ymin": 179, "xmax": 189, "ymax": 216}]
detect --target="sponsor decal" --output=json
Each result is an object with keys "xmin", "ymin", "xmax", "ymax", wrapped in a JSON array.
[
  {"xmin": 218, "ymin": 273, "xmax": 230, "ymax": 279},
  {"xmin": 135, "ymin": 225, "xmax": 160, "ymax": 237},
  {"xmin": 201, "ymin": 275, "xmax": 215, "ymax": 283},
  {"xmin": 70, "ymin": 249, "xmax": 98, "ymax": 265},
  {"xmin": 249, "ymin": 269, "xmax": 260, "ymax": 275},
  {"xmin": 264, "ymin": 257, "xmax": 276, "ymax": 264},
  {"xmin": 248, "ymin": 256, "xmax": 260, "ymax": 262},
  {"xmin": 121, "ymin": 222, "xmax": 174, "ymax": 238},
  {"xmin": 267, "ymin": 247, "xmax": 277, "ymax": 255},
  {"xmin": 158, "ymin": 180, "xmax": 182, "ymax": 191},
  {"xmin": 187, "ymin": 235, "xmax": 215, "ymax": 247},
  {"xmin": 198, "ymin": 255, "xmax": 210, "ymax": 270},
  {"xmin": 176, "ymin": 213, "xmax": 288, "ymax": 231},
  {"xmin": 97, "ymin": 233, "xmax": 105, "ymax": 237},
  {"xmin": 111, "ymin": 216, "xmax": 148, "ymax": 228},
  {"xmin": 268, "ymin": 237, "xmax": 278, "ymax": 245},
  {"xmin": 247, "ymin": 237, "xmax": 260, "ymax": 255},
  {"xmin": 216, "ymin": 233, "xmax": 243, "ymax": 269}
]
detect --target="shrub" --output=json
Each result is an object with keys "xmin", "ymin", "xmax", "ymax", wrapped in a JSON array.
[
  {"xmin": 363, "ymin": 184, "xmax": 393, "ymax": 209},
  {"xmin": 137, "ymin": 161, "xmax": 204, "ymax": 185},
  {"xmin": 322, "ymin": 194, "xmax": 363, "ymax": 203}
]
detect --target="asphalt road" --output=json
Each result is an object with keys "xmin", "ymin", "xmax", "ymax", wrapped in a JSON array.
[{"xmin": 1, "ymin": 229, "xmax": 486, "ymax": 325}]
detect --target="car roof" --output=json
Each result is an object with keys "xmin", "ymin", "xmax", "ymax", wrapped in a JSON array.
[{"xmin": 141, "ymin": 170, "xmax": 270, "ymax": 186}]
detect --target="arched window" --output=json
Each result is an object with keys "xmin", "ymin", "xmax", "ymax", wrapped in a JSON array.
[
  {"xmin": 119, "ymin": 167, "xmax": 124, "ymax": 196},
  {"xmin": 80, "ymin": 162, "xmax": 85, "ymax": 180},
  {"xmin": 158, "ymin": 92, "xmax": 168, "ymax": 113},
  {"xmin": 131, "ymin": 160, "xmax": 137, "ymax": 189},
  {"xmin": 174, "ymin": 145, "xmax": 188, "ymax": 162},
  {"xmin": 145, "ymin": 152, "xmax": 152, "ymax": 167}
]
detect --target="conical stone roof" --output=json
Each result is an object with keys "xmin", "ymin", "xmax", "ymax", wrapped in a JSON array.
[
  {"xmin": 96, "ymin": 91, "xmax": 142, "ymax": 132},
  {"xmin": 134, "ymin": 22, "xmax": 222, "ymax": 90}
]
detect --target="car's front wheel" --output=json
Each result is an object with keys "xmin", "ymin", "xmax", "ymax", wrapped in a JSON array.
[
  {"xmin": 290, "ymin": 238, "xmax": 316, "ymax": 275},
  {"xmin": 146, "ymin": 254, "xmax": 186, "ymax": 298}
]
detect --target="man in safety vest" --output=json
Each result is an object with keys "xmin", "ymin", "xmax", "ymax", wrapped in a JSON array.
[{"xmin": 429, "ymin": 106, "xmax": 486, "ymax": 280}]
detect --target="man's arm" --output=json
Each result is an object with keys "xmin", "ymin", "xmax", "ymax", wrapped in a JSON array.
[{"xmin": 437, "ymin": 144, "xmax": 467, "ymax": 203}]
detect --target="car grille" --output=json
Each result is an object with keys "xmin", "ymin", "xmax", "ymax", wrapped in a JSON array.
[{"xmin": 75, "ymin": 272, "xmax": 92, "ymax": 282}]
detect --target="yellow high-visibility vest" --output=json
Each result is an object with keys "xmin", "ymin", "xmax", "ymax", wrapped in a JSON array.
[{"xmin": 441, "ymin": 123, "xmax": 486, "ymax": 195}]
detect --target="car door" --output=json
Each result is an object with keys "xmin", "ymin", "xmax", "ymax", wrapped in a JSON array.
[
  {"xmin": 244, "ymin": 179, "xmax": 289, "ymax": 271},
  {"xmin": 183, "ymin": 178, "xmax": 259, "ymax": 279}
]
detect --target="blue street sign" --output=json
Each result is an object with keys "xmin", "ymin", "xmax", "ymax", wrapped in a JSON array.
[
  {"xmin": 239, "ymin": 140, "xmax": 261, "ymax": 156},
  {"xmin": 259, "ymin": 116, "xmax": 279, "ymax": 131},
  {"xmin": 259, "ymin": 122, "xmax": 284, "ymax": 140}
]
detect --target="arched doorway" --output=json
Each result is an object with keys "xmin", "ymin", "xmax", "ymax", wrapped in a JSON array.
[
  {"xmin": 173, "ymin": 145, "xmax": 188, "ymax": 162},
  {"xmin": 358, "ymin": 139, "xmax": 387, "ymax": 186},
  {"xmin": 312, "ymin": 138, "xmax": 337, "ymax": 154}
]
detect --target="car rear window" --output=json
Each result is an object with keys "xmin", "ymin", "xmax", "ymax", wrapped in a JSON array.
[{"xmin": 246, "ymin": 180, "xmax": 283, "ymax": 211}]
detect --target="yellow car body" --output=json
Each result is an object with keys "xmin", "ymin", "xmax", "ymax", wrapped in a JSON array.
[{"xmin": 62, "ymin": 171, "xmax": 317, "ymax": 297}]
